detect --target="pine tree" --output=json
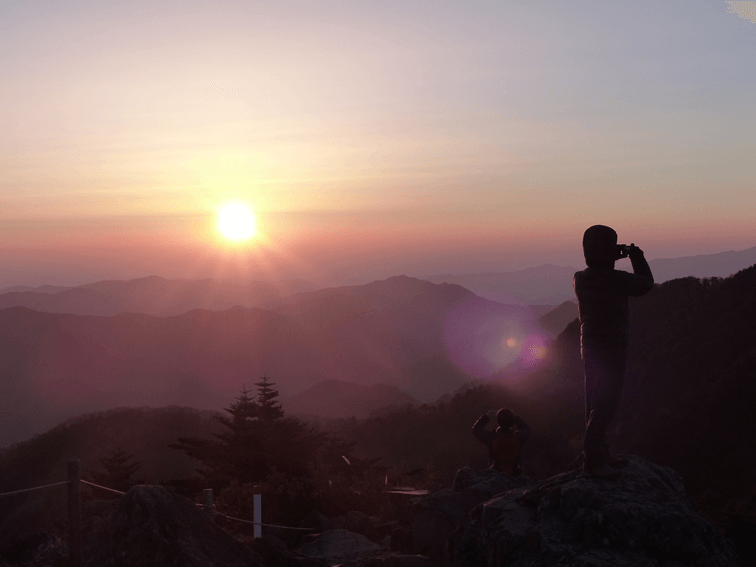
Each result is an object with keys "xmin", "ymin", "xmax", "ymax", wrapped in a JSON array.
[
  {"xmin": 88, "ymin": 447, "xmax": 143, "ymax": 496},
  {"xmin": 255, "ymin": 375, "xmax": 284, "ymax": 422},
  {"xmin": 170, "ymin": 377, "xmax": 325, "ymax": 489}
]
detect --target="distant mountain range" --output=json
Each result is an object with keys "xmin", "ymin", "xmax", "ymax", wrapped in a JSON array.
[
  {"xmin": 424, "ymin": 245, "xmax": 756, "ymax": 304},
  {"xmin": 647, "ymin": 245, "xmax": 756, "ymax": 283},
  {"xmin": 1, "ymin": 243, "xmax": 752, "ymax": 448},
  {"xmin": 0, "ymin": 276, "xmax": 554, "ymax": 447},
  {"xmin": 0, "ymin": 276, "xmax": 314, "ymax": 316},
  {"xmin": 1, "ymin": 246, "xmax": 753, "ymax": 318}
]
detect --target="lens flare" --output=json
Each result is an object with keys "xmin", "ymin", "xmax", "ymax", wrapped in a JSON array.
[{"xmin": 443, "ymin": 296, "xmax": 551, "ymax": 378}]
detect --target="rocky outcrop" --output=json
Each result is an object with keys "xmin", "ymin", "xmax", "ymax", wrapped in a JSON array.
[
  {"xmin": 298, "ymin": 528, "xmax": 381, "ymax": 563},
  {"xmin": 411, "ymin": 467, "xmax": 534, "ymax": 562},
  {"xmin": 448, "ymin": 456, "xmax": 743, "ymax": 567},
  {"xmin": 86, "ymin": 485, "xmax": 263, "ymax": 567},
  {"xmin": 250, "ymin": 535, "xmax": 328, "ymax": 567},
  {"xmin": 335, "ymin": 510, "xmax": 380, "ymax": 541},
  {"xmin": 337, "ymin": 553, "xmax": 433, "ymax": 567},
  {"xmin": 299, "ymin": 510, "xmax": 334, "ymax": 533}
]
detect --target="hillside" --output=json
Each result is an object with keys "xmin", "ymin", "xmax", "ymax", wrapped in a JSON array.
[
  {"xmin": 0, "ymin": 406, "xmax": 221, "ymax": 547},
  {"xmin": 504, "ymin": 264, "xmax": 756, "ymax": 530},
  {"xmin": 329, "ymin": 264, "xmax": 756, "ymax": 526},
  {"xmin": 281, "ymin": 379, "xmax": 420, "ymax": 419}
]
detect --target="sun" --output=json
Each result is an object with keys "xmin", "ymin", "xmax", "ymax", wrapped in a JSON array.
[{"xmin": 218, "ymin": 203, "xmax": 257, "ymax": 241}]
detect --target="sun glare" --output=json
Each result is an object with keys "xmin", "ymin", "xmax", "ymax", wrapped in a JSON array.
[{"xmin": 218, "ymin": 203, "xmax": 256, "ymax": 241}]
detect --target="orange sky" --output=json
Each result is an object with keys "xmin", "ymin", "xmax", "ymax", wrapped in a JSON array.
[{"xmin": 2, "ymin": 1, "xmax": 755, "ymax": 287}]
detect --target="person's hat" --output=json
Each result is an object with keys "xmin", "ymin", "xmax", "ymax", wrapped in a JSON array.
[
  {"xmin": 583, "ymin": 225, "xmax": 617, "ymax": 267},
  {"xmin": 496, "ymin": 408, "xmax": 515, "ymax": 429}
]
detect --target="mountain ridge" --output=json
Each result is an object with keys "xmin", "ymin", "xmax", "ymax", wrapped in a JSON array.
[{"xmin": 0, "ymin": 276, "xmax": 547, "ymax": 446}]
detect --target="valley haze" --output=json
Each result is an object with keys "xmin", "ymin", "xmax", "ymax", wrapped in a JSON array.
[{"xmin": 1, "ymin": 244, "xmax": 755, "ymax": 449}]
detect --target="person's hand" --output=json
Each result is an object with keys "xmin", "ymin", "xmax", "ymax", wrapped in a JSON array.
[{"xmin": 628, "ymin": 244, "xmax": 644, "ymax": 259}]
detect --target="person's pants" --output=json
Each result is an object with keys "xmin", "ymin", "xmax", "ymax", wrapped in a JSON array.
[{"xmin": 582, "ymin": 347, "xmax": 627, "ymax": 468}]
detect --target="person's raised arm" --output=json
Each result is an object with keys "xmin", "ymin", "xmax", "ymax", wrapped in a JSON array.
[
  {"xmin": 619, "ymin": 244, "xmax": 654, "ymax": 296},
  {"xmin": 473, "ymin": 413, "xmax": 493, "ymax": 445},
  {"xmin": 514, "ymin": 414, "xmax": 532, "ymax": 443}
]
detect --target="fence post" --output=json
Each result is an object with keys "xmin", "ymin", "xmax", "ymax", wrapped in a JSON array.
[
  {"xmin": 253, "ymin": 494, "xmax": 261, "ymax": 538},
  {"xmin": 67, "ymin": 458, "xmax": 82, "ymax": 567}
]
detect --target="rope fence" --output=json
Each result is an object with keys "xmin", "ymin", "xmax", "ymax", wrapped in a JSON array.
[
  {"xmin": 0, "ymin": 457, "xmax": 313, "ymax": 567},
  {"xmin": 0, "ymin": 481, "xmax": 69, "ymax": 498},
  {"xmin": 80, "ymin": 479, "xmax": 127, "ymax": 496},
  {"xmin": 214, "ymin": 510, "xmax": 314, "ymax": 531}
]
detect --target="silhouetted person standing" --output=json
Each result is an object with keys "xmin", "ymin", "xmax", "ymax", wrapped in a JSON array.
[
  {"xmin": 574, "ymin": 225, "xmax": 654, "ymax": 479},
  {"xmin": 472, "ymin": 408, "xmax": 531, "ymax": 476}
]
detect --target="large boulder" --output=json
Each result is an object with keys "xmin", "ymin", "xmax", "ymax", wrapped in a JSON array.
[
  {"xmin": 300, "ymin": 510, "xmax": 334, "ymax": 534},
  {"xmin": 411, "ymin": 467, "xmax": 533, "ymax": 561},
  {"xmin": 250, "ymin": 535, "xmax": 328, "ymax": 567},
  {"xmin": 299, "ymin": 529, "xmax": 381, "ymax": 563},
  {"xmin": 86, "ymin": 485, "xmax": 263, "ymax": 567},
  {"xmin": 335, "ymin": 510, "xmax": 380, "ymax": 541},
  {"xmin": 448, "ymin": 456, "xmax": 743, "ymax": 566}
]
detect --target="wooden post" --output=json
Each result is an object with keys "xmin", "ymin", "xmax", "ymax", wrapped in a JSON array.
[
  {"xmin": 67, "ymin": 458, "xmax": 82, "ymax": 567},
  {"xmin": 253, "ymin": 493, "xmax": 261, "ymax": 538},
  {"xmin": 203, "ymin": 488, "xmax": 214, "ymax": 513}
]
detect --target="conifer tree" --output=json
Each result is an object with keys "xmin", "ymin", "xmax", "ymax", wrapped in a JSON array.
[
  {"xmin": 171, "ymin": 377, "xmax": 327, "ymax": 489},
  {"xmin": 88, "ymin": 447, "xmax": 143, "ymax": 495},
  {"xmin": 255, "ymin": 375, "xmax": 284, "ymax": 422}
]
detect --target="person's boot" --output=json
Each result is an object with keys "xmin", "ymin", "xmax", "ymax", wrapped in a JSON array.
[
  {"xmin": 602, "ymin": 444, "xmax": 629, "ymax": 469},
  {"xmin": 583, "ymin": 462, "xmax": 622, "ymax": 480},
  {"xmin": 567, "ymin": 452, "xmax": 585, "ymax": 471}
]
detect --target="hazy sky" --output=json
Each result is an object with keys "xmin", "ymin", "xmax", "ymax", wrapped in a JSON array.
[{"xmin": 2, "ymin": 0, "xmax": 754, "ymax": 287}]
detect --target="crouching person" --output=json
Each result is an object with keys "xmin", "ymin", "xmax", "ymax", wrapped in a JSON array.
[{"xmin": 472, "ymin": 408, "xmax": 531, "ymax": 476}]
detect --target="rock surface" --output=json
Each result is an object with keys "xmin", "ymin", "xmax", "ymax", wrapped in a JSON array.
[
  {"xmin": 411, "ymin": 467, "xmax": 533, "ymax": 562},
  {"xmin": 337, "ymin": 553, "xmax": 433, "ymax": 567},
  {"xmin": 299, "ymin": 528, "xmax": 381, "ymax": 563},
  {"xmin": 250, "ymin": 535, "xmax": 328, "ymax": 567},
  {"xmin": 86, "ymin": 485, "xmax": 263, "ymax": 567},
  {"xmin": 300, "ymin": 510, "xmax": 334, "ymax": 533},
  {"xmin": 448, "ymin": 456, "xmax": 743, "ymax": 567}
]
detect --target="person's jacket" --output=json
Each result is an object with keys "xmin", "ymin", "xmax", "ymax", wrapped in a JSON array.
[
  {"xmin": 472, "ymin": 414, "xmax": 531, "ymax": 475},
  {"xmin": 573, "ymin": 253, "xmax": 654, "ymax": 352}
]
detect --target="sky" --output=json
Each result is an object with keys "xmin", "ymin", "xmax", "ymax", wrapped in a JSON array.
[{"xmin": 1, "ymin": 0, "xmax": 755, "ymax": 288}]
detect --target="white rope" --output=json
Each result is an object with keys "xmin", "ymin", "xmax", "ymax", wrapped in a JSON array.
[
  {"xmin": 213, "ymin": 510, "xmax": 314, "ymax": 531},
  {"xmin": 80, "ymin": 480, "xmax": 127, "ymax": 495}
]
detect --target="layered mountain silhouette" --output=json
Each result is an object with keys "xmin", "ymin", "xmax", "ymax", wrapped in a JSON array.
[
  {"xmin": 3, "ymin": 246, "xmax": 753, "ymax": 317},
  {"xmin": 423, "ymin": 245, "xmax": 756, "ymax": 305},
  {"xmin": 0, "ymin": 276, "xmax": 549, "ymax": 446},
  {"xmin": 2, "ymin": 262, "xmax": 756, "ymax": 562},
  {"xmin": 0, "ymin": 276, "xmax": 314, "ymax": 316}
]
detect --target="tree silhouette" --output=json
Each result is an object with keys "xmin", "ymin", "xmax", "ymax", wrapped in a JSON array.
[
  {"xmin": 87, "ymin": 447, "xmax": 143, "ymax": 497},
  {"xmin": 171, "ymin": 377, "xmax": 327, "ymax": 489},
  {"xmin": 254, "ymin": 375, "xmax": 284, "ymax": 422}
]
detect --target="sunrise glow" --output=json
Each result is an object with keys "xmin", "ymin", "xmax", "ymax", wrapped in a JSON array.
[{"xmin": 218, "ymin": 204, "xmax": 257, "ymax": 241}]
